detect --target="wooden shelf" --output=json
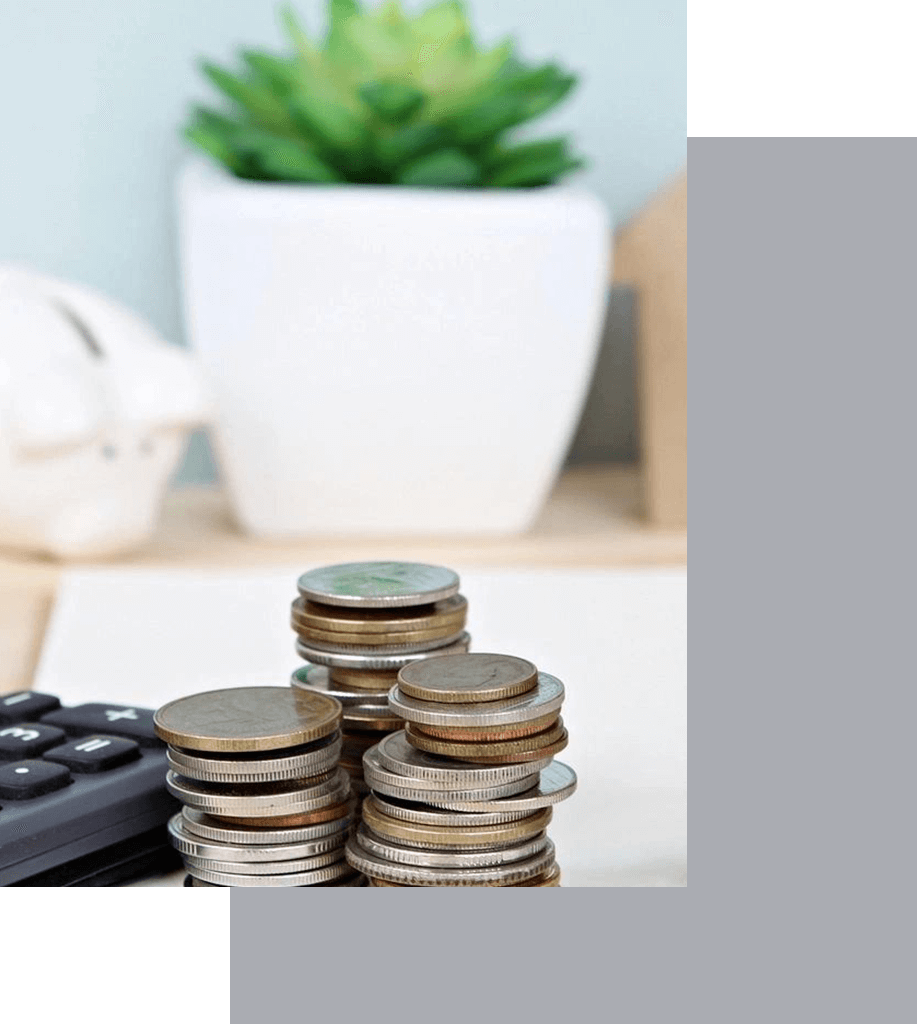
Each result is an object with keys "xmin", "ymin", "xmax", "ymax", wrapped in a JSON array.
[{"xmin": 0, "ymin": 463, "xmax": 685, "ymax": 692}]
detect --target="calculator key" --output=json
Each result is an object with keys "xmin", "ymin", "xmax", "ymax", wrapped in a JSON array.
[
  {"xmin": 0, "ymin": 691, "xmax": 61, "ymax": 724},
  {"xmin": 0, "ymin": 723, "xmax": 67, "ymax": 760},
  {"xmin": 41, "ymin": 703, "xmax": 160, "ymax": 745},
  {"xmin": 0, "ymin": 760, "xmax": 71, "ymax": 799},
  {"xmin": 43, "ymin": 734, "xmax": 140, "ymax": 773}
]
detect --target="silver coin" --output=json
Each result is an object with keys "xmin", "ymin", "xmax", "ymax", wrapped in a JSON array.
[
  {"xmin": 166, "ymin": 767, "xmax": 350, "ymax": 816},
  {"xmin": 187, "ymin": 859, "xmax": 357, "ymax": 887},
  {"xmin": 374, "ymin": 731, "xmax": 550, "ymax": 785},
  {"xmin": 363, "ymin": 749, "xmax": 538, "ymax": 802},
  {"xmin": 368, "ymin": 794, "xmax": 533, "ymax": 827},
  {"xmin": 183, "ymin": 847, "xmax": 346, "ymax": 875},
  {"xmin": 167, "ymin": 734, "xmax": 342, "ymax": 783},
  {"xmin": 388, "ymin": 672, "xmax": 564, "ymax": 727},
  {"xmin": 341, "ymin": 704, "xmax": 404, "ymax": 721},
  {"xmin": 169, "ymin": 813, "xmax": 348, "ymax": 863},
  {"xmin": 356, "ymin": 825, "xmax": 549, "ymax": 868},
  {"xmin": 297, "ymin": 633, "xmax": 470, "ymax": 669},
  {"xmin": 363, "ymin": 776, "xmax": 537, "ymax": 805},
  {"xmin": 426, "ymin": 761, "xmax": 578, "ymax": 812},
  {"xmin": 345, "ymin": 836, "xmax": 556, "ymax": 885},
  {"xmin": 290, "ymin": 664, "xmax": 390, "ymax": 706},
  {"xmin": 297, "ymin": 562, "xmax": 460, "ymax": 609},
  {"xmin": 185, "ymin": 873, "xmax": 366, "ymax": 887},
  {"xmin": 300, "ymin": 629, "xmax": 467, "ymax": 656}
]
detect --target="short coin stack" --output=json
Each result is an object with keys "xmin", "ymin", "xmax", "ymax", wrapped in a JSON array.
[
  {"xmin": 346, "ymin": 653, "xmax": 576, "ymax": 886},
  {"xmin": 154, "ymin": 687, "xmax": 363, "ymax": 886},
  {"xmin": 290, "ymin": 562, "xmax": 470, "ymax": 809}
]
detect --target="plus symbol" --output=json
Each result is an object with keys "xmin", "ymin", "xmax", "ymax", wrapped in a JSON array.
[{"xmin": 105, "ymin": 708, "xmax": 139, "ymax": 722}]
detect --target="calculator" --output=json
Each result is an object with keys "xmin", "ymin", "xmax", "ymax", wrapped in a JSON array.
[{"xmin": 0, "ymin": 690, "xmax": 181, "ymax": 886}]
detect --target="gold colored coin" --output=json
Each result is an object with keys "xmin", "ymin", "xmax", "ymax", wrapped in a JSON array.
[
  {"xmin": 406, "ymin": 718, "xmax": 566, "ymax": 758},
  {"xmin": 291, "ymin": 595, "xmax": 467, "ymax": 635},
  {"xmin": 510, "ymin": 864, "xmax": 561, "ymax": 886},
  {"xmin": 362, "ymin": 797, "xmax": 552, "ymax": 848},
  {"xmin": 329, "ymin": 667, "xmax": 400, "ymax": 692},
  {"xmin": 214, "ymin": 798, "xmax": 355, "ymax": 827},
  {"xmin": 154, "ymin": 687, "xmax": 342, "ymax": 753},
  {"xmin": 398, "ymin": 653, "xmax": 538, "ymax": 704},
  {"xmin": 452, "ymin": 731, "xmax": 569, "ymax": 764},
  {"xmin": 411, "ymin": 712, "xmax": 560, "ymax": 742},
  {"xmin": 343, "ymin": 708, "xmax": 404, "ymax": 731},
  {"xmin": 295, "ymin": 620, "xmax": 464, "ymax": 648}
]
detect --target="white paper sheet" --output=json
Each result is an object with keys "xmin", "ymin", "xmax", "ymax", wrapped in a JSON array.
[{"xmin": 35, "ymin": 565, "xmax": 687, "ymax": 886}]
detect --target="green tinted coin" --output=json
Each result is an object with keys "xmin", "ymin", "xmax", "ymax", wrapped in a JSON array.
[{"xmin": 297, "ymin": 562, "xmax": 459, "ymax": 609}]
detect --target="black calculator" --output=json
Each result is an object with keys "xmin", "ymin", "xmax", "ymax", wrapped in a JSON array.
[{"xmin": 0, "ymin": 690, "xmax": 181, "ymax": 886}]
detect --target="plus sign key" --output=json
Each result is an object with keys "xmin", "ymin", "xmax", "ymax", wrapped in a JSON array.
[{"xmin": 41, "ymin": 704, "xmax": 160, "ymax": 746}]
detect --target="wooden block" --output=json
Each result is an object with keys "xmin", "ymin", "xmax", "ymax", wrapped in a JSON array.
[{"xmin": 614, "ymin": 170, "xmax": 687, "ymax": 527}]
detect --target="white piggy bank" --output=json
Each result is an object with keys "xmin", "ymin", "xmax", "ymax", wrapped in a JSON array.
[{"xmin": 0, "ymin": 266, "xmax": 210, "ymax": 558}]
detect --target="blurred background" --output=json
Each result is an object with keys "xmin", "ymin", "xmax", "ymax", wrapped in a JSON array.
[{"xmin": 0, "ymin": 0, "xmax": 685, "ymax": 482}]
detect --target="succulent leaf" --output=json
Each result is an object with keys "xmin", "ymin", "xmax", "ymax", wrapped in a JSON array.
[
  {"xmin": 252, "ymin": 145, "xmax": 343, "ymax": 183},
  {"xmin": 240, "ymin": 51, "xmax": 298, "ymax": 96},
  {"xmin": 373, "ymin": 123, "xmax": 450, "ymax": 168},
  {"xmin": 359, "ymin": 80, "xmax": 425, "ymax": 123},
  {"xmin": 289, "ymin": 90, "xmax": 366, "ymax": 149},
  {"xmin": 280, "ymin": 4, "xmax": 312, "ymax": 50},
  {"xmin": 325, "ymin": 0, "xmax": 367, "ymax": 75},
  {"xmin": 185, "ymin": 123, "xmax": 249, "ymax": 177},
  {"xmin": 447, "ymin": 65, "xmax": 577, "ymax": 145},
  {"xmin": 377, "ymin": 1, "xmax": 407, "ymax": 25},
  {"xmin": 484, "ymin": 138, "xmax": 583, "ymax": 187},
  {"xmin": 412, "ymin": 2, "xmax": 471, "ymax": 48},
  {"xmin": 201, "ymin": 62, "xmax": 297, "ymax": 135},
  {"xmin": 397, "ymin": 149, "xmax": 480, "ymax": 187}
]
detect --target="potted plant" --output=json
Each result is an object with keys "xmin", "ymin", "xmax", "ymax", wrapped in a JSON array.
[{"xmin": 178, "ymin": 0, "xmax": 609, "ymax": 536}]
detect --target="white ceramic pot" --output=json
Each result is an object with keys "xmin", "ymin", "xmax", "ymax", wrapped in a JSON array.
[{"xmin": 178, "ymin": 158, "xmax": 609, "ymax": 536}]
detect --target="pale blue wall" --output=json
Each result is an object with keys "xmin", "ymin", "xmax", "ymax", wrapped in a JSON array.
[{"xmin": 0, "ymin": 1, "xmax": 685, "ymax": 478}]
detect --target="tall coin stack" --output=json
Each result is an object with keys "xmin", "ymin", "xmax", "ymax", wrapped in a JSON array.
[
  {"xmin": 345, "ymin": 654, "xmax": 576, "ymax": 886},
  {"xmin": 289, "ymin": 562, "xmax": 470, "ymax": 811},
  {"xmin": 154, "ymin": 687, "xmax": 363, "ymax": 886}
]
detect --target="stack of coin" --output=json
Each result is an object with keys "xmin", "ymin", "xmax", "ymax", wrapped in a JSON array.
[
  {"xmin": 154, "ymin": 687, "xmax": 363, "ymax": 886},
  {"xmin": 290, "ymin": 562, "xmax": 470, "ymax": 808},
  {"xmin": 346, "ymin": 654, "xmax": 576, "ymax": 886}
]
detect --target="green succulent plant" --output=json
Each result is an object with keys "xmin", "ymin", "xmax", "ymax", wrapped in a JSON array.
[{"xmin": 185, "ymin": 0, "xmax": 584, "ymax": 188}]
